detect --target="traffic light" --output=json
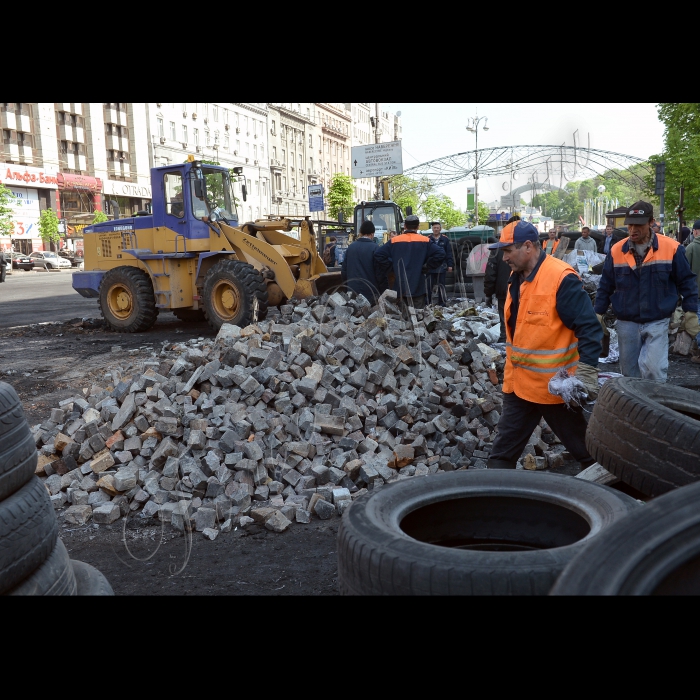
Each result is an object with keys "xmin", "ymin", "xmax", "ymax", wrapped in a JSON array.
[{"xmin": 655, "ymin": 162, "xmax": 666, "ymax": 195}]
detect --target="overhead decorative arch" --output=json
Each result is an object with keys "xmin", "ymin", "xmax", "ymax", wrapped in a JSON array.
[{"xmin": 404, "ymin": 145, "xmax": 652, "ymax": 192}]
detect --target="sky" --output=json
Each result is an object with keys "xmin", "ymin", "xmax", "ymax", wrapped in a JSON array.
[{"xmin": 381, "ymin": 103, "xmax": 665, "ymax": 210}]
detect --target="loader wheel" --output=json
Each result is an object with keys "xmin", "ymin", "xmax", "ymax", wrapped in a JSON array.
[
  {"xmin": 203, "ymin": 259, "xmax": 268, "ymax": 331},
  {"xmin": 99, "ymin": 267, "xmax": 158, "ymax": 333}
]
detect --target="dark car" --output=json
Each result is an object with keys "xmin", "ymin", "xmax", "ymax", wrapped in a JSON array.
[{"xmin": 10, "ymin": 251, "xmax": 34, "ymax": 271}]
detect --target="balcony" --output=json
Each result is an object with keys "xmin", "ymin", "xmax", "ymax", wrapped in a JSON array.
[{"xmin": 0, "ymin": 112, "xmax": 16, "ymax": 130}]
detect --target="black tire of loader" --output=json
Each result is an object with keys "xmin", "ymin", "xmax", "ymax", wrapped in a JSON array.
[
  {"xmin": 586, "ymin": 377, "xmax": 700, "ymax": 497},
  {"xmin": 0, "ymin": 382, "xmax": 38, "ymax": 502},
  {"xmin": 551, "ymin": 480, "xmax": 700, "ymax": 595},
  {"xmin": 337, "ymin": 470, "xmax": 640, "ymax": 596},
  {"xmin": 99, "ymin": 267, "xmax": 158, "ymax": 333},
  {"xmin": 0, "ymin": 476, "xmax": 58, "ymax": 595},
  {"xmin": 202, "ymin": 259, "xmax": 269, "ymax": 331}
]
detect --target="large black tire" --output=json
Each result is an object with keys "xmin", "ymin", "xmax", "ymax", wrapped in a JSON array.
[
  {"xmin": 71, "ymin": 560, "xmax": 114, "ymax": 596},
  {"xmin": 203, "ymin": 259, "xmax": 269, "ymax": 331},
  {"xmin": 173, "ymin": 308, "xmax": 206, "ymax": 323},
  {"xmin": 0, "ymin": 382, "xmax": 38, "ymax": 501},
  {"xmin": 587, "ymin": 377, "xmax": 700, "ymax": 497},
  {"xmin": 99, "ymin": 266, "xmax": 158, "ymax": 333},
  {"xmin": 0, "ymin": 476, "xmax": 58, "ymax": 594},
  {"xmin": 7, "ymin": 538, "xmax": 76, "ymax": 596},
  {"xmin": 551, "ymin": 480, "xmax": 700, "ymax": 595},
  {"xmin": 337, "ymin": 470, "xmax": 640, "ymax": 596}
]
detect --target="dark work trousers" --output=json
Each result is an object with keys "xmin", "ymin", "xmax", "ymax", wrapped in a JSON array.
[
  {"xmin": 497, "ymin": 298, "xmax": 506, "ymax": 342},
  {"xmin": 487, "ymin": 392, "xmax": 595, "ymax": 469},
  {"xmin": 426, "ymin": 272, "xmax": 447, "ymax": 306}
]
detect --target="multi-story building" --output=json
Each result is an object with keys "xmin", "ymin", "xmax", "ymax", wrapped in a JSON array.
[
  {"xmin": 313, "ymin": 103, "xmax": 352, "ymax": 219},
  {"xmin": 146, "ymin": 103, "xmax": 270, "ymax": 223},
  {"xmin": 266, "ymin": 103, "xmax": 317, "ymax": 219}
]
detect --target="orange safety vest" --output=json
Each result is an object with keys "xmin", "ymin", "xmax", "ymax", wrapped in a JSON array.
[
  {"xmin": 544, "ymin": 238, "xmax": 559, "ymax": 255},
  {"xmin": 610, "ymin": 233, "xmax": 678, "ymax": 271},
  {"xmin": 503, "ymin": 255, "xmax": 580, "ymax": 404}
]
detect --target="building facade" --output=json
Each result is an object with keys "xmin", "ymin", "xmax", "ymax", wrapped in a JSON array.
[
  {"xmin": 146, "ymin": 102, "xmax": 271, "ymax": 224},
  {"xmin": 266, "ymin": 103, "xmax": 318, "ymax": 219}
]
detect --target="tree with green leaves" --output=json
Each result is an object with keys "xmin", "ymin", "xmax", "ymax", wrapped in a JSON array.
[
  {"xmin": 421, "ymin": 194, "xmax": 466, "ymax": 230},
  {"xmin": 327, "ymin": 173, "xmax": 354, "ymax": 221},
  {"xmin": 92, "ymin": 210, "xmax": 108, "ymax": 224},
  {"xmin": 38, "ymin": 209, "xmax": 61, "ymax": 249},
  {"xmin": 653, "ymin": 103, "xmax": 700, "ymax": 225},
  {"xmin": 386, "ymin": 174, "xmax": 434, "ymax": 215},
  {"xmin": 0, "ymin": 182, "xmax": 15, "ymax": 239},
  {"xmin": 466, "ymin": 201, "xmax": 491, "ymax": 227}
]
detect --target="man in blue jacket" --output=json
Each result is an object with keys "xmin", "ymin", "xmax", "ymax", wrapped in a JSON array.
[
  {"xmin": 594, "ymin": 200, "xmax": 699, "ymax": 382},
  {"xmin": 341, "ymin": 220, "xmax": 386, "ymax": 304},
  {"xmin": 425, "ymin": 221, "xmax": 455, "ymax": 306},
  {"xmin": 374, "ymin": 214, "xmax": 445, "ymax": 308}
]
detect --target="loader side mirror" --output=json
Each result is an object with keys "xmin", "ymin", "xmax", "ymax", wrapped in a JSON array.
[
  {"xmin": 194, "ymin": 180, "xmax": 205, "ymax": 199},
  {"xmin": 242, "ymin": 184, "xmax": 248, "ymax": 202}
]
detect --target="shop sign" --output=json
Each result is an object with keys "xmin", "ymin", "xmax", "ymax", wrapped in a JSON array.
[
  {"xmin": 0, "ymin": 163, "xmax": 59, "ymax": 189},
  {"xmin": 104, "ymin": 179, "xmax": 152, "ymax": 199},
  {"xmin": 57, "ymin": 173, "xmax": 102, "ymax": 192}
]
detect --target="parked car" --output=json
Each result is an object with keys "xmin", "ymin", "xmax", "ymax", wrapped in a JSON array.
[
  {"xmin": 58, "ymin": 250, "xmax": 83, "ymax": 267},
  {"xmin": 10, "ymin": 251, "xmax": 34, "ymax": 271},
  {"xmin": 29, "ymin": 251, "xmax": 72, "ymax": 270}
]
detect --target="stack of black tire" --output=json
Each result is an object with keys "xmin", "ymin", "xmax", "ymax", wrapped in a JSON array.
[
  {"xmin": 337, "ymin": 377, "xmax": 700, "ymax": 595},
  {"xmin": 0, "ymin": 382, "xmax": 113, "ymax": 596}
]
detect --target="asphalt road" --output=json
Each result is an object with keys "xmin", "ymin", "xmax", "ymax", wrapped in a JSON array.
[{"xmin": 0, "ymin": 269, "xmax": 100, "ymax": 328}]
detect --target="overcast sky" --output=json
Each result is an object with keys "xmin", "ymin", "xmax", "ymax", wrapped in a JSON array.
[{"xmin": 381, "ymin": 103, "xmax": 665, "ymax": 209}]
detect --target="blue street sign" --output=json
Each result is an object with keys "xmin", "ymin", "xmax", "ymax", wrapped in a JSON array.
[{"xmin": 308, "ymin": 184, "xmax": 324, "ymax": 213}]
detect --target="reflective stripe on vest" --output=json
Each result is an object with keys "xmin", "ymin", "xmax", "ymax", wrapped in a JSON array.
[
  {"xmin": 503, "ymin": 255, "xmax": 580, "ymax": 404},
  {"xmin": 611, "ymin": 234, "xmax": 679, "ymax": 271}
]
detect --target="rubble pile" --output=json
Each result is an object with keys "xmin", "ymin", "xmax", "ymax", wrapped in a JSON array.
[{"xmin": 30, "ymin": 290, "xmax": 560, "ymax": 538}]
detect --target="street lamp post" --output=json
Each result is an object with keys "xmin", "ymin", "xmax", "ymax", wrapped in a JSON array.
[{"xmin": 466, "ymin": 114, "xmax": 488, "ymax": 225}]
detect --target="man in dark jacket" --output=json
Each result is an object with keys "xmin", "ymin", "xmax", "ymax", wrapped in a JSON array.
[
  {"xmin": 341, "ymin": 220, "xmax": 386, "ymax": 304},
  {"xmin": 425, "ymin": 222, "xmax": 454, "ymax": 306},
  {"xmin": 374, "ymin": 214, "xmax": 445, "ymax": 308}
]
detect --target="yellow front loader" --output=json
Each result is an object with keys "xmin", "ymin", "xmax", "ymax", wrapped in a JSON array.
[{"xmin": 73, "ymin": 160, "xmax": 342, "ymax": 332}]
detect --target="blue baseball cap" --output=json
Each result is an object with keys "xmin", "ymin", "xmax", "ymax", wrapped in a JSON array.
[{"xmin": 489, "ymin": 220, "xmax": 540, "ymax": 249}]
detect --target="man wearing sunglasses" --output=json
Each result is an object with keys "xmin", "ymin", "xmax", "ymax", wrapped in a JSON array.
[{"xmin": 595, "ymin": 201, "xmax": 698, "ymax": 381}]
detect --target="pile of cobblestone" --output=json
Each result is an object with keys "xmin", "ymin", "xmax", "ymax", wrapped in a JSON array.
[{"xmin": 31, "ymin": 290, "xmax": 542, "ymax": 539}]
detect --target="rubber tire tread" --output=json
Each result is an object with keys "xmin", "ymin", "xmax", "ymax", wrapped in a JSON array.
[
  {"xmin": 551, "ymin": 480, "xmax": 700, "ymax": 595},
  {"xmin": 203, "ymin": 259, "xmax": 269, "ymax": 331},
  {"xmin": 71, "ymin": 560, "xmax": 115, "ymax": 596},
  {"xmin": 0, "ymin": 476, "xmax": 58, "ymax": 594},
  {"xmin": 7, "ymin": 538, "xmax": 77, "ymax": 596},
  {"xmin": 99, "ymin": 266, "xmax": 158, "ymax": 333},
  {"xmin": 173, "ymin": 308, "xmax": 206, "ymax": 322},
  {"xmin": 586, "ymin": 377, "xmax": 700, "ymax": 497},
  {"xmin": 0, "ymin": 382, "xmax": 38, "ymax": 501},
  {"xmin": 337, "ymin": 470, "xmax": 640, "ymax": 596}
]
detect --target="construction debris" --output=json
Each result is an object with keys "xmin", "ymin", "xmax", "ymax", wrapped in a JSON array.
[{"xmin": 30, "ymin": 290, "xmax": 569, "ymax": 538}]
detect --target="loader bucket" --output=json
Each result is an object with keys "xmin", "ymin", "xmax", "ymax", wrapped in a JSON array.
[{"xmin": 293, "ymin": 271, "xmax": 344, "ymax": 299}]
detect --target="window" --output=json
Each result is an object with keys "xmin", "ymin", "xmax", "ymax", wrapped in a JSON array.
[
  {"xmin": 236, "ymin": 139, "xmax": 240, "ymax": 153},
  {"xmin": 262, "ymin": 181, "xmax": 267, "ymax": 197},
  {"xmin": 260, "ymin": 145, "xmax": 264, "ymax": 160},
  {"xmin": 182, "ymin": 125, "xmax": 188, "ymax": 143},
  {"xmin": 193, "ymin": 128, "xmax": 199, "ymax": 146},
  {"xmin": 282, "ymin": 149, "xmax": 285, "ymax": 164},
  {"xmin": 224, "ymin": 134, "xmax": 229, "ymax": 149},
  {"xmin": 169, "ymin": 122, "xmax": 176, "ymax": 140},
  {"xmin": 245, "ymin": 116, "xmax": 249, "ymax": 134},
  {"xmin": 236, "ymin": 113, "xmax": 240, "ymax": 128},
  {"xmin": 253, "ymin": 144, "xmax": 257, "ymax": 159},
  {"xmin": 298, "ymin": 154, "xmax": 302, "ymax": 169},
  {"xmin": 157, "ymin": 118, "xmax": 164, "ymax": 138},
  {"xmin": 214, "ymin": 130, "xmax": 220, "ymax": 146},
  {"xmin": 282, "ymin": 176, "xmax": 286, "ymax": 190},
  {"xmin": 309, "ymin": 133, "xmax": 313, "ymax": 148},
  {"xmin": 271, "ymin": 119, "xmax": 275, "ymax": 134},
  {"xmin": 272, "ymin": 146, "xmax": 277, "ymax": 159},
  {"xmin": 164, "ymin": 171, "xmax": 184, "ymax": 218},
  {"xmin": 205, "ymin": 130, "xmax": 210, "ymax": 146},
  {"xmin": 182, "ymin": 103, "xmax": 187, "ymax": 114},
  {"xmin": 213, "ymin": 105, "xmax": 218, "ymax": 122},
  {"xmin": 255, "ymin": 181, "xmax": 259, "ymax": 196}
]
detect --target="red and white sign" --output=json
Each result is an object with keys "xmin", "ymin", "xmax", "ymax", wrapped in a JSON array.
[
  {"xmin": 56, "ymin": 173, "xmax": 102, "ymax": 192},
  {"xmin": 0, "ymin": 163, "xmax": 59, "ymax": 189}
]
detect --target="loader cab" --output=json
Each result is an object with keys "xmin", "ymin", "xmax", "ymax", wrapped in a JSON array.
[
  {"xmin": 153, "ymin": 160, "xmax": 238, "ymax": 239},
  {"xmin": 353, "ymin": 201, "xmax": 404, "ymax": 244}
]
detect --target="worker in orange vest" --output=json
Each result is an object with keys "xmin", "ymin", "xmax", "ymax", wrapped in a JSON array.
[
  {"xmin": 485, "ymin": 220, "xmax": 603, "ymax": 470},
  {"xmin": 543, "ymin": 228, "xmax": 559, "ymax": 255}
]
